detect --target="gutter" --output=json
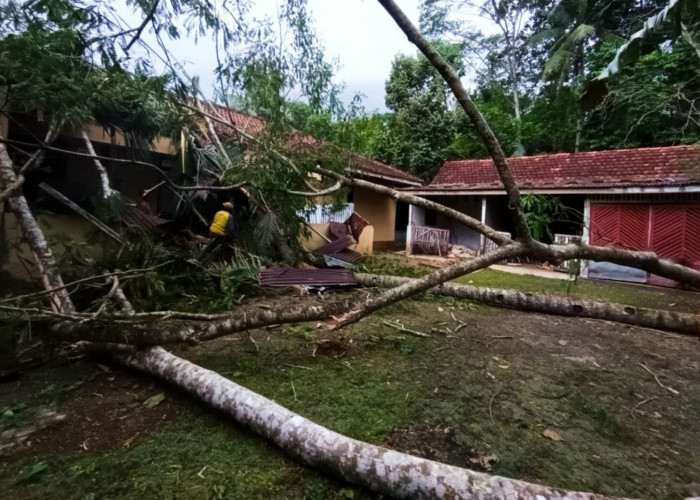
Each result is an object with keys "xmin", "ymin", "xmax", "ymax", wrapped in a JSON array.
[{"xmin": 403, "ymin": 185, "xmax": 700, "ymax": 196}]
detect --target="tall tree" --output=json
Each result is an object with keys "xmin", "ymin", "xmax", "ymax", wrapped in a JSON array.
[{"xmin": 381, "ymin": 42, "xmax": 465, "ymax": 178}]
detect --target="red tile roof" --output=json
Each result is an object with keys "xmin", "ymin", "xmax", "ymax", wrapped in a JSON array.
[
  {"xmin": 347, "ymin": 154, "xmax": 422, "ymax": 185},
  {"xmin": 203, "ymin": 103, "xmax": 421, "ymax": 185},
  {"xmin": 428, "ymin": 146, "xmax": 700, "ymax": 191}
]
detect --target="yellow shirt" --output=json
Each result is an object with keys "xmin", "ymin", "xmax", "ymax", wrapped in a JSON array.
[{"xmin": 209, "ymin": 210, "xmax": 231, "ymax": 236}]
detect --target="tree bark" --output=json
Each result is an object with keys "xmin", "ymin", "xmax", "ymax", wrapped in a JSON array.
[
  {"xmin": 355, "ymin": 273, "xmax": 699, "ymax": 336},
  {"xmin": 0, "ymin": 142, "xmax": 75, "ymax": 313},
  {"xmin": 0, "ymin": 120, "xmax": 61, "ymax": 203},
  {"xmin": 50, "ymin": 299, "xmax": 354, "ymax": 345},
  {"xmin": 315, "ymin": 166, "xmax": 512, "ymax": 246},
  {"xmin": 81, "ymin": 130, "xmax": 115, "ymax": 198},
  {"xmin": 332, "ymin": 244, "xmax": 528, "ymax": 329},
  {"xmin": 113, "ymin": 345, "xmax": 624, "ymax": 500}
]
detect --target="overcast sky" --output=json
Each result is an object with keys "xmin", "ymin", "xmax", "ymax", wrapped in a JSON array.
[
  {"xmin": 306, "ymin": 0, "xmax": 422, "ymax": 112},
  {"xmin": 129, "ymin": 0, "xmax": 492, "ymax": 113}
]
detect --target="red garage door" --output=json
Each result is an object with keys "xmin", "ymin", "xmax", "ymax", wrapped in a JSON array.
[
  {"xmin": 590, "ymin": 204, "xmax": 649, "ymax": 250},
  {"xmin": 590, "ymin": 203, "xmax": 700, "ymax": 285},
  {"xmin": 648, "ymin": 205, "xmax": 700, "ymax": 286}
]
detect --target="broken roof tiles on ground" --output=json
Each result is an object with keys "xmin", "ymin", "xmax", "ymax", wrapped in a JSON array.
[
  {"xmin": 259, "ymin": 268, "xmax": 358, "ymax": 287},
  {"xmin": 415, "ymin": 145, "xmax": 700, "ymax": 192}
]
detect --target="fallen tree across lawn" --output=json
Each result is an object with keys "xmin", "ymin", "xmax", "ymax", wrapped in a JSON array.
[
  {"xmin": 111, "ymin": 344, "xmax": 625, "ymax": 500},
  {"xmin": 356, "ymin": 273, "xmax": 700, "ymax": 336}
]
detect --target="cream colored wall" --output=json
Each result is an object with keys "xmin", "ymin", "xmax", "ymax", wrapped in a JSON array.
[
  {"xmin": 300, "ymin": 223, "xmax": 373, "ymax": 255},
  {"xmin": 2, "ymin": 208, "xmax": 107, "ymax": 282},
  {"xmin": 353, "ymin": 187, "xmax": 396, "ymax": 242},
  {"xmin": 82, "ymin": 123, "xmax": 177, "ymax": 155}
]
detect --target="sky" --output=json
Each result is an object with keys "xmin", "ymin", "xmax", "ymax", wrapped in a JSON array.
[
  {"xmin": 126, "ymin": 0, "xmax": 492, "ymax": 113},
  {"xmin": 305, "ymin": 0, "xmax": 422, "ymax": 112}
]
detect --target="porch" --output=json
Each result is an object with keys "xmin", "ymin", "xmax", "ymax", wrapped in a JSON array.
[{"xmin": 405, "ymin": 194, "xmax": 584, "ymax": 256}]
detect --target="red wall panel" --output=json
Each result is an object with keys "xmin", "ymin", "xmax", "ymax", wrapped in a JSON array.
[
  {"xmin": 649, "ymin": 205, "xmax": 700, "ymax": 263},
  {"xmin": 590, "ymin": 204, "xmax": 649, "ymax": 250}
]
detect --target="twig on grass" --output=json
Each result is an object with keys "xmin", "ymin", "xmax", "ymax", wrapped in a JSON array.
[
  {"xmin": 489, "ymin": 386, "xmax": 502, "ymax": 424},
  {"xmin": 638, "ymin": 363, "xmax": 679, "ymax": 395},
  {"xmin": 382, "ymin": 320, "xmax": 429, "ymax": 338},
  {"xmin": 633, "ymin": 396, "xmax": 658, "ymax": 412}
]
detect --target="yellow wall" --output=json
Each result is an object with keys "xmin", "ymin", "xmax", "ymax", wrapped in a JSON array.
[
  {"xmin": 82, "ymin": 123, "xmax": 177, "ymax": 155},
  {"xmin": 300, "ymin": 223, "xmax": 373, "ymax": 255},
  {"xmin": 1, "ymin": 208, "xmax": 107, "ymax": 282},
  {"xmin": 353, "ymin": 187, "xmax": 396, "ymax": 242}
]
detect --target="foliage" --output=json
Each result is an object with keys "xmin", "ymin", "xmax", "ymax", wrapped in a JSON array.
[
  {"xmin": 378, "ymin": 42, "xmax": 466, "ymax": 179},
  {"xmin": 522, "ymin": 194, "xmax": 567, "ymax": 241},
  {"xmin": 358, "ymin": 256, "xmax": 429, "ymax": 278},
  {"xmin": 583, "ymin": 39, "xmax": 700, "ymax": 148}
]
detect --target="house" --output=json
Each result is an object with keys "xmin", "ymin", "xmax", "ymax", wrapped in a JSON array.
[
  {"xmin": 1, "ymin": 107, "xmax": 421, "ymax": 282},
  {"xmin": 206, "ymin": 105, "xmax": 423, "ymax": 250},
  {"xmin": 403, "ymin": 145, "xmax": 700, "ymax": 285}
]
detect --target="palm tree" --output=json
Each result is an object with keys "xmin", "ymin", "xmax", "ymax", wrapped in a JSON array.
[{"xmin": 531, "ymin": 0, "xmax": 612, "ymax": 89}]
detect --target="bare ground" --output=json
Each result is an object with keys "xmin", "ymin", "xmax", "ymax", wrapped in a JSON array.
[{"xmin": 0, "ymin": 287, "xmax": 699, "ymax": 498}]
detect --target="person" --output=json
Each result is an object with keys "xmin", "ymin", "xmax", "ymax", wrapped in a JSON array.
[
  {"xmin": 209, "ymin": 201, "xmax": 235, "ymax": 238},
  {"xmin": 201, "ymin": 202, "xmax": 235, "ymax": 263}
]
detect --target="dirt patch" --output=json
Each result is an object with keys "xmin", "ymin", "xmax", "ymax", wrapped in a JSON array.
[
  {"xmin": 385, "ymin": 423, "xmax": 491, "ymax": 471},
  {"xmin": 1, "ymin": 364, "xmax": 181, "ymax": 461}
]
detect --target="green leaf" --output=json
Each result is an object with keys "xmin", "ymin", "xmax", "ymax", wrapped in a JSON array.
[
  {"xmin": 142, "ymin": 393, "xmax": 166, "ymax": 409},
  {"xmin": 15, "ymin": 461, "xmax": 48, "ymax": 484}
]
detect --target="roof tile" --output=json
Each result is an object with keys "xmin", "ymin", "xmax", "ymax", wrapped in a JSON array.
[{"xmin": 429, "ymin": 146, "xmax": 700, "ymax": 191}]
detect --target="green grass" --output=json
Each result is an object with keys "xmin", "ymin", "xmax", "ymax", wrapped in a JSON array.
[
  {"xmin": 362, "ymin": 255, "xmax": 699, "ymax": 312},
  {"xmin": 2, "ymin": 297, "xmax": 699, "ymax": 499},
  {"xmin": 456, "ymin": 268, "xmax": 697, "ymax": 312}
]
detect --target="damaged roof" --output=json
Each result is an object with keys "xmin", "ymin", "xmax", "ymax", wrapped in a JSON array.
[
  {"xmin": 202, "ymin": 103, "xmax": 422, "ymax": 186},
  {"xmin": 417, "ymin": 145, "xmax": 700, "ymax": 193}
]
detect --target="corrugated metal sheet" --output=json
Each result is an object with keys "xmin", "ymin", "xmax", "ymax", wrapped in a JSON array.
[
  {"xmin": 260, "ymin": 268, "xmax": 358, "ymax": 286},
  {"xmin": 329, "ymin": 221, "xmax": 351, "ymax": 240},
  {"xmin": 331, "ymin": 249, "xmax": 362, "ymax": 263},
  {"xmin": 346, "ymin": 212, "xmax": 369, "ymax": 241},
  {"xmin": 317, "ymin": 235, "xmax": 355, "ymax": 255}
]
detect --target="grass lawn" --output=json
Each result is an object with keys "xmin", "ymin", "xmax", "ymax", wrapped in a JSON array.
[
  {"xmin": 2, "ymin": 279, "xmax": 699, "ymax": 498},
  {"xmin": 361, "ymin": 255, "xmax": 700, "ymax": 313}
]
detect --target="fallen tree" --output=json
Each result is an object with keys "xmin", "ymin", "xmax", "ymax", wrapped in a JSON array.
[
  {"xmin": 111, "ymin": 345, "xmax": 626, "ymax": 500},
  {"xmin": 356, "ymin": 273, "xmax": 699, "ymax": 336},
  {"xmin": 2, "ymin": 0, "xmax": 700, "ymax": 498}
]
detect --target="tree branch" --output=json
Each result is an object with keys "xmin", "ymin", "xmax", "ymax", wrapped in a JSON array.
[
  {"xmin": 0, "ymin": 138, "xmax": 246, "ymax": 192},
  {"xmin": 124, "ymin": 0, "xmax": 160, "ymax": 53},
  {"xmin": 356, "ymin": 273, "xmax": 699, "ymax": 335},
  {"xmin": 0, "ymin": 120, "xmax": 61, "ymax": 203},
  {"xmin": 315, "ymin": 166, "xmax": 512, "ymax": 246},
  {"xmin": 376, "ymin": 0, "xmax": 532, "ymax": 242},
  {"xmin": 49, "ymin": 299, "xmax": 355, "ymax": 345},
  {"xmin": 331, "ymin": 243, "xmax": 529, "ymax": 330},
  {"xmin": 286, "ymin": 181, "xmax": 342, "ymax": 197}
]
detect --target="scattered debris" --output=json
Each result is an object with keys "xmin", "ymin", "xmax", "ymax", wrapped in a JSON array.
[
  {"xmin": 542, "ymin": 429, "xmax": 564, "ymax": 441},
  {"xmin": 142, "ymin": 393, "xmax": 166, "ymax": 408},
  {"xmin": 382, "ymin": 320, "xmax": 430, "ymax": 338},
  {"xmin": 469, "ymin": 454, "xmax": 498, "ymax": 471},
  {"xmin": 638, "ymin": 363, "xmax": 680, "ymax": 395},
  {"xmin": 260, "ymin": 268, "xmax": 358, "ymax": 287}
]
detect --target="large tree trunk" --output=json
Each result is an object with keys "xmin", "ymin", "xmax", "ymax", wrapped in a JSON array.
[
  {"xmin": 356, "ymin": 274, "xmax": 699, "ymax": 336},
  {"xmin": 113, "ymin": 345, "xmax": 623, "ymax": 500},
  {"xmin": 50, "ymin": 299, "xmax": 354, "ymax": 344},
  {"xmin": 376, "ymin": 0, "xmax": 531, "ymax": 241},
  {"xmin": 333, "ymin": 244, "xmax": 529, "ymax": 329},
  {"xmin": 0, "ymin": 142, "xmax": 75, "ymax": 313}
]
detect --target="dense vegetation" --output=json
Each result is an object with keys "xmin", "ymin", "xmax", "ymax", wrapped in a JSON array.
[{"xmin": 288, "ymin": 0, "xmax": 700, "ymax": 180}]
